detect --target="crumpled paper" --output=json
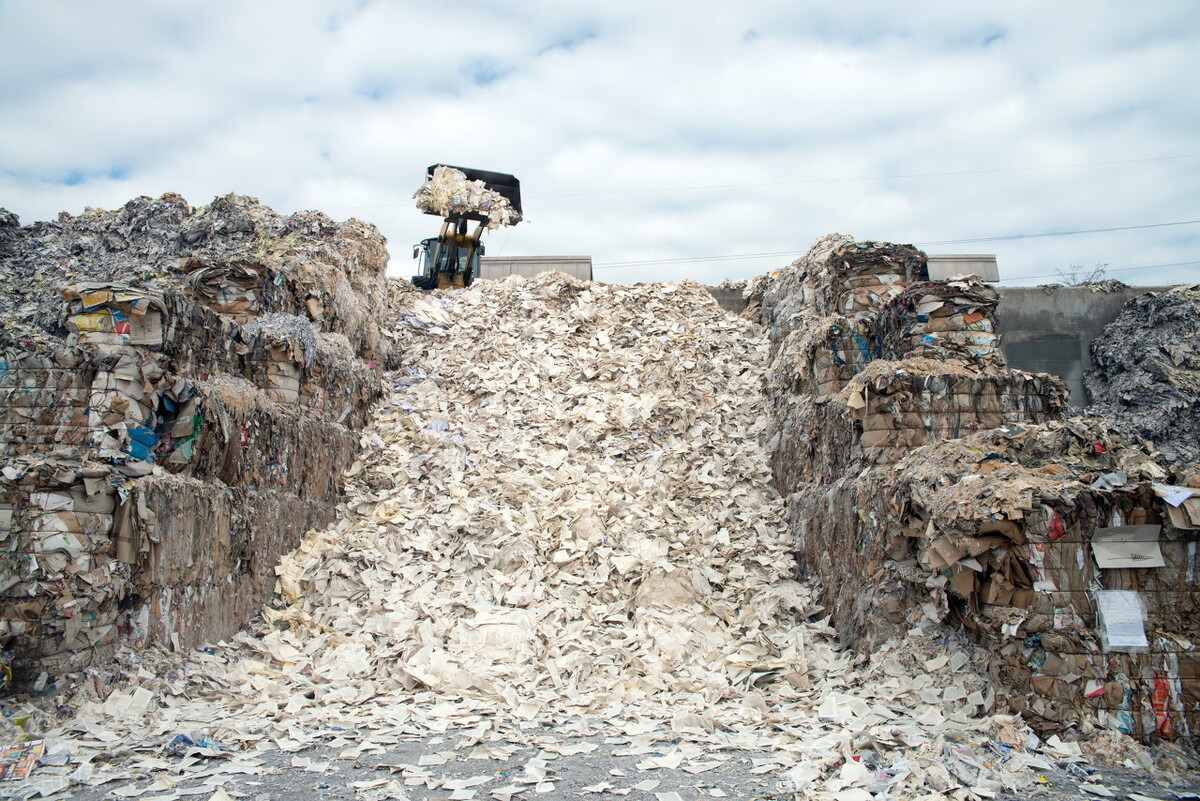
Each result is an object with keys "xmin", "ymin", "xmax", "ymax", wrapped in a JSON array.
[{"xmin": 413, "ymin": 166, "xmax": 522, "ymax": 230}]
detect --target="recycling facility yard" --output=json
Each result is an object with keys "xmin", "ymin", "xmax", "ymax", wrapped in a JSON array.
[{"xmin": 0, "ymin": 194, "xmax": 1199, "ymax": 800}]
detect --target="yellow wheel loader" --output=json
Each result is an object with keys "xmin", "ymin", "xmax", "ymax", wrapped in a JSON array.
[{"xmin": 411, "ymin": 165, "xmax": 522, "ymax": 290}]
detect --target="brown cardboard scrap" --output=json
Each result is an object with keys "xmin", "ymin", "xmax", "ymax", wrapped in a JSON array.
[{"xmin": 1164, "ymin": 497, "xmax": 1200, "ymax": 529}]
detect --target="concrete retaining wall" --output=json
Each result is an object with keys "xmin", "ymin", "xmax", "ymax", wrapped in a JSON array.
[
  {"xmin": 705, "ymin": 286, "xmax": 747, "ymax": 313},
  {"xmin": 480, "ymin": 256, "xmax": 593, "ymax": 281},
  {"xmin": 996, "ymin": 286, "xmax": 1172, "ymax": 407}
]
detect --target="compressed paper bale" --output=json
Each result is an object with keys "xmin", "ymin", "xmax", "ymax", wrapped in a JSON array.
[
  {"xmin": 880, "ymin": 277, "xmax": 1005, "ymax": 368},
  {"xmin": 754, "ymin": 234, "xmax": 1196, "ymax": 740},
  {"xmin": 0, "ymin": 194, "xmax": 387, "ymax": 679},
  {"xmin": 861, "ymin": 414, "xmax": 895, "ymax": 432}
]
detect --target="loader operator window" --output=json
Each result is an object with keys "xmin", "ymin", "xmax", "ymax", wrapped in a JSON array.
[{"xmin": 436, "ymin": 247, "xmax": 455, "ymax": 275}]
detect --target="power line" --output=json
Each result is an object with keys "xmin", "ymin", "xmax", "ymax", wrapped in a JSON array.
[
  {"xmin": 1000, "ymin": 260, "xmax": 1200, "ymax": 284},
  {"xmin": 592, "ymin": 219, "xmax": 1200, "ymax": 270},
  {"xmin": 920, "ymin": 219, "xmax": 1200, "ymax": 246},
  {"xmin": 532, "ymin": 155, "xmax": 1200, "ymax": 199},
  {"xmin": 318, "ymin": 154, "xmax": 1200, "ymax": 211}
]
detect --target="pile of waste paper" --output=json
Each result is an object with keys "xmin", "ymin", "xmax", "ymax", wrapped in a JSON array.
[
  {"xmin": 0, "ymin": 271, "xmax": 1118, "ymax": 800},
  {"xmin": 413, "ymin": 165, "xmax": 522, "ymax": 229},
  {"xmin": 1085, "ymin": 284, "xmax": 1200, "ymax": 464}
]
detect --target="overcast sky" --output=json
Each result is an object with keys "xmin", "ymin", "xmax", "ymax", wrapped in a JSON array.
[{"xmin": 2, "ymin": 1, "xmax": 1198, "ymax": 286}]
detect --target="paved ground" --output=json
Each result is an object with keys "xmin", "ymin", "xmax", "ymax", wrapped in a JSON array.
[{"xmin": 58, "ymin": 734, "xmax": 1200, "ymax": 801}]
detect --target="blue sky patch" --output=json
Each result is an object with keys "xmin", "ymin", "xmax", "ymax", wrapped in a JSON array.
[
  {"xmin": 536, "ymin": 28, "xmax": 598, "ymax": 57},
  {"xmin": 357, "ymin": 79, "xmax": 391, "ymax": 101},
  {"xmin": 466, "ymin": 59, "xmax": 514, "ymax": 87}
]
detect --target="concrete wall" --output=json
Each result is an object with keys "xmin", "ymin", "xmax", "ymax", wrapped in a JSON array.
[
  {"xmin": 480, "ymin": 256, "xmax": 592, "ymax": 281},
  {"xmin": 927, "ymin": 254, "xmax": 999, "ymax": 282},
  {"xmin": 706, "ymin": 286, "xmax": 747, "ymax": 313},
  {"xmin": 995, "ymin": 286, "xmax": 1170, "ymax": 407}
]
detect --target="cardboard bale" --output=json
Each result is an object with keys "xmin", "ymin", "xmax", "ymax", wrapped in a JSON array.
[
  {"xmin": 769, "ymin": 312, "xmax": 880, "ymax": 397},
  {"xmin": 0, "ymin": 193, "xmax": 388, "ymax": 683},
  {"xmin": 770, "ymin": 359, "xmax": 1067, "ymax": 485},
  {"xmin": 757, "ymin": 233, "xmax": 1199, "ymax": 743},
  {"xmin": 753, "ymin": 233, "xmax": 928, "ymax": 353},
  {"xmin": 880, "ymin": 277, "xmax": 1005, "ymax": 367}
]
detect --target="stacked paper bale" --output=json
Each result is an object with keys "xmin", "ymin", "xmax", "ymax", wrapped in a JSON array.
[
  {"xmin": 764, "ymin": 233, "xmax": 929, "ymax": 320},
  {"xmin": 0, "ymin": 451, "xmax": 135, "ymax": 677},
  {"xmin": 760, "ymin": 234, "xmax": 1066, "ymax": 489},
  {"xmin": 879, "ymin": 276, "xmax": 1005, "ymax": 366},
  {"xmin": 759, "ymin": 233, "xmax": 1060, "ymax": 667},
  {"xmin": 758, "ymin": 234, "xmax": 925, "ymax": 368},
  {"xmin": 842, "ymin": 359, "xmax": 1065, "ymax": 467},
  {"xmin": 760, "ymin": 235, "xmax": 928, "ymax": 487},
  {"xmin": 0, "ymin": 194, "xmax": 385, "ymax": 685},
  {"xmin": 0, "ymin": 350, "xmax": 94, "ymax": 460},
  {"xmin": 762, "ymin": 234, "xmax": 1199, "ymax": 741},
  {"xmin": 875, "ymin": 423, "xmax": 1199, "ymax": 739},
  {"xmin": 770, "ymin": 312, "xmax": 881, "ymax": 397}
]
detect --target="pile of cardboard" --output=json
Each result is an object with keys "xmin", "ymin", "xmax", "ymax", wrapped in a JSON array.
[
  {"xmin": 0, "ymin": 194, "xmax": 386, "ymax": 684},
  {"xmin": 876, "ymin": 421, "xmax": 1198, "ymax": 739},
  {"xmin": 759, "ymin": 235, "xmax": 1065, "ymax": 489},
  {"xmin": 760, "ymin": 234, "xmax": 1200, "ymax": 742},
  {"xmin": 1086, "ymin": 284, "xmax": 1200, "ymax": 464}
]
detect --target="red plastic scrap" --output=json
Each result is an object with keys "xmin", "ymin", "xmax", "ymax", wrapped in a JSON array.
[{"xmin": 1049, "ymin": 511, "xmax": 1066, "ymax": 542}]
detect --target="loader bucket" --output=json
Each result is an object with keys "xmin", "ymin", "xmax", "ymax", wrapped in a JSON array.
[{"xmin": 426, "ymin": 164, "xmax": 523, "ymax": 221}]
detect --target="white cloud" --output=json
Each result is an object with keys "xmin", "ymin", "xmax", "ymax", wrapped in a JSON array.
[{"xmin": 2, "ymin": 0, "xmax": 1197, "ymax": 286}]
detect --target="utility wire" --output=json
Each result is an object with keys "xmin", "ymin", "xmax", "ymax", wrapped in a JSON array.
[
  {"xmin": 318, "ymin": 154, "xmax": 1200, "ymax": 211},
  {"xmin": 592, "ymin": 256, "xmax": 1199, "ymax": 284},
  {"xmin": 532, "ymin": 154, "xmax": 1200, "ymax": 199},
  {"xmin": 1000, "ymin": 260, "xmax": 1200, "ymax": 283},
  {"xmin": 920, "ymin": 219, "xmax": 1200, "ymax": 246},
  {"xmin": 592, "ymin": 219, "xmax": 1200, "ymax": 270}
]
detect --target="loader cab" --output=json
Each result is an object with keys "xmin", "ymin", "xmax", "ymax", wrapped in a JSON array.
[{"xmin": 411, "ymin": 235, "xmax": 484, "ymax": 290}]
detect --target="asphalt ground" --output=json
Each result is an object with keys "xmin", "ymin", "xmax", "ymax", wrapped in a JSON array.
[{"xmin": 56, "ymin": 733, "xmax": 1200, "ymax": 801}]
